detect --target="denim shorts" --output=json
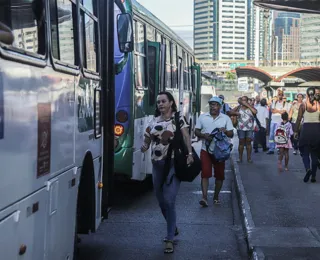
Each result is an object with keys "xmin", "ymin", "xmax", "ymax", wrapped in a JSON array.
[{"xmin": 237, "ymin": 130, "xmax": 254, "ymax": 139}]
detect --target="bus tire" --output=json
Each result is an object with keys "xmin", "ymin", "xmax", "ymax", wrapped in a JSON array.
[{"xmin": 77, "ymin": 153, "xmax": 96, "ymax": 234}]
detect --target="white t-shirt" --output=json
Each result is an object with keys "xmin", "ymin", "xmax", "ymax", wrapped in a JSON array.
[
  {"xmin": 195, "ymin": 112, "xmax": 234, "ymax": 151},
  {"xmin": 271, "ymin": 100, "xmax": 291, "ymax": 123},
  {"xmin": 256, "ymin": 105, "xmax": 269, "ymax": 129}
]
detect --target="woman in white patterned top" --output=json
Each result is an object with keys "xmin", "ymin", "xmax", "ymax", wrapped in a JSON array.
[{"xmin": 141, "ymin": 91, "xmax": 193, "ymax": 254}]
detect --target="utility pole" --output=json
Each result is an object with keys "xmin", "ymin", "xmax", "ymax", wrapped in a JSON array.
[{"xmin": 263, "ymin": 9, "xmax": 270, "ymax": 67}]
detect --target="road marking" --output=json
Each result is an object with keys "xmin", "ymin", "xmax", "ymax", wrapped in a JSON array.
[{"xmin": 192, "ymin": 190, "xmax": 231, "ymax": 195}]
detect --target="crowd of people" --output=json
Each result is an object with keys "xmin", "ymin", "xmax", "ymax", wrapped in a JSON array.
[{"xmin": 140, "ymin": 88, "xmax": 320, "ymax": 254}]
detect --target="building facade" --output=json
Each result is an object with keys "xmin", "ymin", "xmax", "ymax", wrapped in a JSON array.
[
  {"xmin": 273, "ymin": 12, "xmax": 301, "ymax": 62},
  {"xmin": 194, "ymin": 0, "xmax": 249, "ymax": 61},
  {"xmin": 300, "ymin": 14, "xmax": 320, "ymax": 61}
]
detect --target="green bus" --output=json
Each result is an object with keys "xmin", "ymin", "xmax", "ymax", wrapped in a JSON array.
[{"xmin": 113, "ymin": 0, "xmax": 201, "ymax": 182}]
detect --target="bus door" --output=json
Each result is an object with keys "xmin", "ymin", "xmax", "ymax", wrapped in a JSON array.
[
  {"xmin": 192, "ymin": 64, "xmax": 202, "ymax": 117},
  {"xmin": 178, "ymin": 57, "xmax": 184, "ymax": 112},
  {"xmin": 139, "ymin": 41, "xmax": 161, "ymax": 176}
]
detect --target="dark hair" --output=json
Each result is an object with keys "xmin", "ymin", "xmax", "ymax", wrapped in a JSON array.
[
  {"xmin": 154, "ymin": 91, "xmax": 178, "ymax": 116},
  {"xmin": 281, "ymin": 112, "xmax": 289, "ymax": 121},
  {"xmin": 260, "ymin": 98, "xmax": 267, "ymax": 106},
  {"xmin": 242, "ymin": 96, "xmax": 249, "ymax": 102},
  {"xmin": 306, "ymin": 87, "xmax": 316, "ymax": 104}
]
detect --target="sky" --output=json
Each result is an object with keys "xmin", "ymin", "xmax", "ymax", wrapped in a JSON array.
[{"xmin": 136, "ymin": 0, "xmax": 194, "ymax": 48}]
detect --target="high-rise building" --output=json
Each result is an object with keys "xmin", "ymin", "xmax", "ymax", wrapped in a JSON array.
[
  {"xmin": 273, "ymin": 12, "xmax": 301, "ymax": 62},
  {"xmin": 300, "ymin": 14, "xmax": 320, "ymax": 61},
  {"xmin": 248, "ymin": 4, "xmax": 265, "ymax": 61},
  {"xmin": 193, "ymin": 0, "xmax": 248, "ymax": 61},
  {"xmin": 193, "ymin": 0, "xmax": 215, "ymax": 60}
]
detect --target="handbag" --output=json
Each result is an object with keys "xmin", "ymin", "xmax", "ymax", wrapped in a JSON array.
[
  {"xmin": 231, "ymin": 105, "xmax": 240, "ymax": 127},
  {"xmin": 164, "ymin": 112, "xmax": 201, "ymax": 183}
]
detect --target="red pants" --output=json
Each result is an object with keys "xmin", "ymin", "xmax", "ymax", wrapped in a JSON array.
[{"xmin": 200, "ymin": 150, "xmax": 225, "ymax": 180}]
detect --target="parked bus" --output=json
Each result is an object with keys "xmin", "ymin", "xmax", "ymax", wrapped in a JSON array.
[
  {"xmin": 113, "ymin": 0, "xmax": 201, "ymax": 182},
  {"xmin": 0, "ymin": 0, "xmax": 133, "ymax": 259}
]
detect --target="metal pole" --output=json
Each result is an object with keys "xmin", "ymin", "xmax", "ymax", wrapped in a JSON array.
[
  {"xmin": 255, "ymin": 6, "xmax": 260, "ymax": 67},
  {"xmin": 281, "ymin": 42, "xmax": 284, "ymax": 66},
  {"xmin": 275, "ymin": 36, "xmax": 278, "ymax": 66}
]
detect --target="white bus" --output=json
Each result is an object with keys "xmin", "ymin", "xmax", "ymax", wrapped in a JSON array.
[{"xmin": 0, "ymin": 0, "xmax": 133, "ymax": 259}]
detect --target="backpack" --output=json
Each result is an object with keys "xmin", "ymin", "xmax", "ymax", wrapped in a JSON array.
[
  {"xmin": 206, "ymin": 128, "xmax": 233, "ymax": 162},
  {"xmin": 274, "ymin": 123, "xmax": 288, "ymax": 144}
]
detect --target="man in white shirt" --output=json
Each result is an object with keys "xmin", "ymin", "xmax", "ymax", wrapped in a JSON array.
[
  {"xmin": 195, "ymin": 96, "xmax": 234, "ymax": 207},
  {"xmin": 253, "ymin": 98, "xmax": 269, "ymax": 152},
  {"xmin": 267, "ymin": 89, "xmax": 291, "ymax": 154}
]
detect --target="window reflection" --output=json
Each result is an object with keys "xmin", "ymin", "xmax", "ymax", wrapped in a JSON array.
[
  {"xmin": 51, "ymin": 0, "xmax": 75, "ymax": 64},
  {"xmin": 85, "ymin": 14, "xmax": 96, "ymax": 71},
  {"xmin": 1, "ymin": 0, "xmax": 46, "ymax": 54}
]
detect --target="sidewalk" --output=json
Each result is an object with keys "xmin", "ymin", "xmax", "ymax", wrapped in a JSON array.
[
  {"xmin": 78, "ymin": 141, "xmax": 247, "ymax": 260},
  {"xmin": 232, "ymin": 142, "xmax": 320, "ymax": 259}
]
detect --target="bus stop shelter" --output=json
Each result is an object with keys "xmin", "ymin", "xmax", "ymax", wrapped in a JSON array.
[{"xmin": 253, "ymin": 0, "xmax": 320, "ymax": 14}]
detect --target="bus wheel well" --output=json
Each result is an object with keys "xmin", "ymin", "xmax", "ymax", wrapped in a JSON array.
[{"xmin": 77, "ymin": 152, "xmax": 96, "ymax": 234}]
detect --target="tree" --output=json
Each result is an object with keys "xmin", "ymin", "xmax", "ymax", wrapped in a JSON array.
[{"xmin": 225, "ymin": 71, "xmax": 236, "ymax": 80}]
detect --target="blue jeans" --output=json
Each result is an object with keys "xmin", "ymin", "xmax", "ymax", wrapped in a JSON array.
[
  {"xmin": 152, "ymin": 160, "xmax": 180, "ymax": 240},
  {"xmin": 268, "ymin": 122, "xmax": 278, "ymax": 152},
  {"xmin": 300, "ymin": 146, "xmax": 318, "ymax": 178}
]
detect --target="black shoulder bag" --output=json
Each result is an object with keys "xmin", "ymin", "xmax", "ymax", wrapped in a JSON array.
[{"xmin": 163, "ymin": 112, "xmax": 201, "ymax": 184}]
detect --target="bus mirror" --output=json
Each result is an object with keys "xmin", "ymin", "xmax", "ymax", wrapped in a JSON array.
[{"xmin": 117, "ymin": 13, "xmax": 134, "ymax": 53}]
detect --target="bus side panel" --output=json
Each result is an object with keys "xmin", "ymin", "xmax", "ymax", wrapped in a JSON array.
[
  {"xmin": 0, "ymin": 188, "xmax": 48, "ymax": 260},
  {"xmin": 75, "ymin": 77, "xmax": 102, "ymax": 165},
  {"xmin": 0, "ymin": 60, "xmax": 75, "ymax": 211},
  {"xmin": 45, "ymin": 167, "xmax": 78, "ymax": 260}
]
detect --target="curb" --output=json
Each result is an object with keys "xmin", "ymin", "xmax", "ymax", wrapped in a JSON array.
[{"xmin": 230, "ymin": 152, "xmax": 265, "ymax": 260}]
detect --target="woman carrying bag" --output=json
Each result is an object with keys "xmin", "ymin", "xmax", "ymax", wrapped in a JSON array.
[{"xmin": 141, "ymin": 91, "xmax": 193, "ymax": 254}]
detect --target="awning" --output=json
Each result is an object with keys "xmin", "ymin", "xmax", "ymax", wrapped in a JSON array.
[
  {"xmin": 298, "ymin": 81, "xmax": 320, "ymax": 87},
  {"xmin": 235, "ymin": 66, "xmax": 274, "ymax": 84},
  {"xmin": 253, "ymin": 0, "xmax": 320, "ymax": 14},
  {"xmin": 275, "ymin": 67, "xmax": 320, "ymax": 82}
]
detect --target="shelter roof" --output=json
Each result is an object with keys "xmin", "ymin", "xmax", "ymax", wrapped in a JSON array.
[
  {"xmin": 253, "ymin": 0, "xmax": 320, "ymax": 14},
  {"xmin": 235, "ymin": 66, "xmax": 274, "ymax": 84},
  {"xmin": 275, "ymin": 67, "xmax": 320, "ymax": 82}
]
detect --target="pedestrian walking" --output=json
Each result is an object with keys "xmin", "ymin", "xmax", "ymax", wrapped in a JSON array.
[
  {"xmin": 141, "ymin": 91, "xmax": 194, "ymax": 253},
  {"xmin": 288, "ymin": 93, "xmax": 304, "ymax": 155},
  {"xmin": 231, "ymin": 96, "xmax": 257, "ymax": 163},
  {"xmin": 267, "ymin": 89, "xmax": 291, "ymax": 154},
  {"xmin": 195, "ymin": 96, "xmax": 234, "ymax": 207},
  {"xmin": 253, "ymin": 98, "xmax": 269, "ymax": 153},
  {"xmin": 275, "ymin": 112, "xmax": 293, "ymax": 172},
  {"xmin": 294, "ymin": 87, "xmax": 320, "ymax": 183}
]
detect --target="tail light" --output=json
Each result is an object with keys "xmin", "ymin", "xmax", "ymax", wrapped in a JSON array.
[
  {"xmin": 116, "ymin": 110, "xmax": 128, "ymax": 123},
  {"xmin": 114, "ymin": 124, "xmax": 124, "ymax": 136}
]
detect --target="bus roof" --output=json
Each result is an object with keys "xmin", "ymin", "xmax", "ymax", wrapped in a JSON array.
[{"xmin": 132, "ymin": 0, "xmax": 194, "ymax": 55}]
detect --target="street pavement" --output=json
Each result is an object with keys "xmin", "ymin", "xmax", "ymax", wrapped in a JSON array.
[
  {"xmin": 77, "ymin": 141, "xmax": 248, "ymax": 260},
  {"xmin": 234, "ymin": 143, "xmax": 320, "ymax": 259}
]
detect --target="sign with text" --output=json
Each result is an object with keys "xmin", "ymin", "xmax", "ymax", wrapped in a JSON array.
[
  {"xmin": 230, "ymin": 63, "xmax": 246, "ymax": 70},
  {"xmin": 37, "ymin": 103, "xmax": 51, "ymax": 178},
  {"xmin": 0, "ymin": 75, "xmax": 3, "ymax": 140}
]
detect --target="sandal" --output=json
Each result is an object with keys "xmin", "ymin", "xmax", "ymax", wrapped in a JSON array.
[
  {"xmin": 213, "ymin": 199, "xmax": 221, "ymax": 205},
  {"xmin": 236, "ymin": 159, "xmax": 242, "ymax": 163},
  {"xmin": 163, "ymin": 227, "xmax": 179, "ymax": 242},
  {"xmin": 164, "ymin": 240, "xmax": 174, "ymax": 254},
  {"xmin": 247, "ymin": 159, "xmax": 253, "ymax": 164},
  {"xmin": 199, "ymin": 198, "xmax": 208, "ymax": 207}
]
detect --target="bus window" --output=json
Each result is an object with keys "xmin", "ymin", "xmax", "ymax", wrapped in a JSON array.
[
  {"xmin": 0, "ymin": 0, "xmax": 46, "ymax": 55},
  {"xmin": 50, "ymin": 0, "xmax": 76, "ymax": 65},
  {"xmin": 188, "ymin": 55, "xmax": 192, "ymax": 91},
  {"xmin": 79, "ymin": 0, "xmax": 99, "ymax": 72},
  {"xmin": 183, "ymin": 51, "xmax": 188, "ymax": 90},
  {"xmin": 134, "ymin": 20, "xmax": 146, "ymax": 88},
  {"xmin": 156, "ymin": 32, "xmax": 161, "ymax": 43},
  {"xmin": 172, "ymin": 44, "xmax": 177, "ymax": 89},
  {"xmin": 146, "ymin": 25, "xmax": 155, "ymax": 41},
  {"xmin": 148, "ymin": 45, "xmax": 156, "ymax": 106},
  {"xmin": 165, "ymin": 39, "xmax": 171, "ymax": 89}
]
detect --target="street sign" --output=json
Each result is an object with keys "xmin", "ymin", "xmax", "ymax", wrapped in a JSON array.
[
  {"xmin": 230, "ymin": 63, "xmax": 246, "ymax": 70},
  {"xmin": 238, "ymin": 83, "xmax": 249, "ymax": 92}
]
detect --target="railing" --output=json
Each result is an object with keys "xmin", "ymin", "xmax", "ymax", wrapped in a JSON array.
[{"xmin": 196, "ymin": 59, "xmax": 320, "ymax": 72}]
